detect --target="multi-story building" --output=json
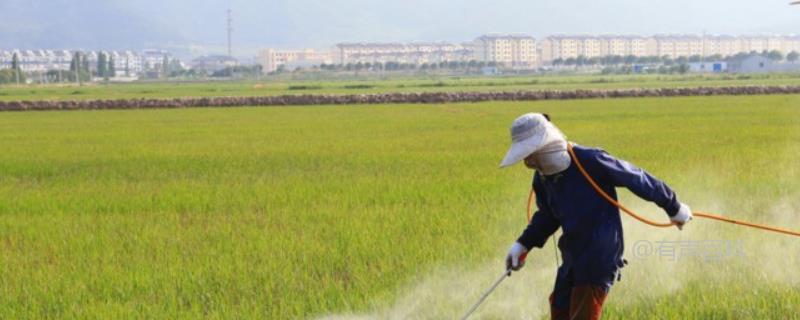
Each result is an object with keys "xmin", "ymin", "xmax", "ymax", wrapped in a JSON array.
[
  {"xmin": 109, "ymin": 51, "xmax": 143, "ymax": 77},
  {"xmin": 140, "ymin": 49, "xmax": 173, "ymax": 72},
  {"xmin": 0, "ymin": 49, "xmax": 177, "ymax": 77},
  {"xmin": 541, "ymin": 35, "xmax": 658, "ymax": 61},
  {"xmin": 472, "ymin": 34, "xmax": 537, "ymax": 69},
  {"xmin": 0, "ymin": 49, "xmax": 72, "ymax": 72},
  {"xmin": 654, "ymin": 35, "xmax": 704, "ymax": 58},
  {"xmin": 333, "ymin": 42, "xmax": 473, "ymax": 66},
  {"xmin": 259, "ymin": 48, "xmax": 333, "ymax": 73},
  {"xmin": 537, "ymin": 35, "xmax": 800, "ymax": 64}
]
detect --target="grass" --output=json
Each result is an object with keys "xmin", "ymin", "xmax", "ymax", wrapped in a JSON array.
[
  {"xmin": 1, "ymin": 94, "xmax": 799, "ymax": 318},
  {"xmin": 2, "ymin": 73, "xmax": 800, "ymax": 102}
]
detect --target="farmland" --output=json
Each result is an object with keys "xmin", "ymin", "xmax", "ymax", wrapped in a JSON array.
[
  {"xmin": 2, "ymin": 73, "xmax": 800, "ymax": 102},
  {"xmin": 0, "ymin": 86, "xmax": 799, "ymax": 318}
]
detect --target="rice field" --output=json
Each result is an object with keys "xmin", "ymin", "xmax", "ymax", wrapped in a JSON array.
[
  {"xmin": 1, "ymin": 93, "xmax": 799, "ymax": 319},
  {"xmin": 2, "ymin": 73, "xmax": 800, "ymax": 102}
]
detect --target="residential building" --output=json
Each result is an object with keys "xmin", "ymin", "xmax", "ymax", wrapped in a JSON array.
[
  {"xmin": 537, "ymin": 34, "xmax": 800, "ymax": 64},
  {"xmin": 259, "ymin": 48, "xmax": 333, "ymax": 73},
  {"xmin": 472, "ymin": 34, "xmax": 537, "ymax": 69},
  {"xmin": 0, "ymin": 49, "xmax": 178, "ymax": 76},
  {"xmin": 334, "ymin": 42, "xmax": 473, "ymax": 66}
]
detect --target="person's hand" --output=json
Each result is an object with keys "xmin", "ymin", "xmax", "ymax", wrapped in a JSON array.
[
  {"xmin": 505, "ymin": 242, "xmax": 529, "ymax": 272},
  {"xmin": 671, "ymin": 203, "xmax": 693, "ymax": 230}
]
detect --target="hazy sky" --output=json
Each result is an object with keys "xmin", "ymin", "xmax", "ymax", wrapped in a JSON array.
[{"xmin": 1, "ymin": 0, "xmax": 798, "ymax": 57}]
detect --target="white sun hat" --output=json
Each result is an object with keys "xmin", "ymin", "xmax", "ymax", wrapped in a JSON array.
[{"xmin": 499, "ymin": 113, "xmax": 566, "ymax": 168}]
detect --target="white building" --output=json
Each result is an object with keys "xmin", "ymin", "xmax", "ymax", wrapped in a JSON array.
[
  {"xmin": 537, "ymin": 34, "xmax": 800, "ymax": 64},
  {"xmin": 140, "ymin": 49, "xmax": 173, "ymax": 72},
  {"xmin": 334, "ymin": 42, "xmax": 473, "ymax": 66},
  {"xmin": 472, "ymin": 34, "xmax": 537, "ymax": 69},
  {"xmin": 0, "ymin": 49, "xmax": 178, "ymax": 76},
  {"xmin": 259, "ymin": 48, "xmax": 333, "ymax": 73}
]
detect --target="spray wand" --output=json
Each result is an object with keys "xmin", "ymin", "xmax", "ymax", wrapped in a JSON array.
[{"xmin": 460, "ymin": 252, "xmax": 528, "ymax": 320}]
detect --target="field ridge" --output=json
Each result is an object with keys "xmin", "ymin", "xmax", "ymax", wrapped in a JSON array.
[{"xmin": 2, "ymin": 85, "xmax": 800, "ymax": 111}]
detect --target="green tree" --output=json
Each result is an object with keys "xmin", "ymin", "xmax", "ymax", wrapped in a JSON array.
[
  {"xmin": 168, "ymin": 58, "xmax": 183, "ymax": 74},
  {"xmin": 81, "ymin": 56, "xmax": 90, "ymax": 74},
  {"xmin": 788, "ymin": 51, "xmax": 800, "ymax": 63},
  {"xmin": 11, "ymin": 52, "xmax": 21, "ymax": 84},
  {"xmin": 0, "ymin": 69, "xmax": 26, "ymax": 84},
  {"xmin": 468, "ymin": 60, "xmax": 478, "ymax": 70},
  {"xmin": 651, "ymin": 55, "xmax": 663, "ymax": 64},
  {"xmin": 766, "ymin": 50, "xmax": 784, "ymax": 61},
  {"xmin": 68, "ymin": 52, "xmax": 90, "ymax": 83},
  {"xmin": 70, "ymin": 52, "xmax": 81, "ymax": 84},
  {"xmin": 108, "ymin": 55, "xmax": 116, "ymax": 78},
  {"xmin": 11, "ymin": 52, "xmax": 20, "ymax": 71},
  {"xmin": 162, "ymin": 54, "xmax": 169, "ymax": 76},
  {"xmin": 624, "ymin": 55, "xmax": 637, "ymax": 65},
  {"xmin": 70, "ymin": 52, "xmax": 80, "ymax": 72},
  {"xmin": 97, "ymin": 52, "xmax": 108, "ymax": 78}
]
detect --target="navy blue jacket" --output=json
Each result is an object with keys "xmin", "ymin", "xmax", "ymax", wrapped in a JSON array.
[{"xmin": 517, "ymin": 144, "xmax": 681, "ymax": 287}]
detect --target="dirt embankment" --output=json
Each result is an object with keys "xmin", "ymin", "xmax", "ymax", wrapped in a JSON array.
[{"xmin": 2, "ymin": 86, "xmax": 799, "ymax": 111}]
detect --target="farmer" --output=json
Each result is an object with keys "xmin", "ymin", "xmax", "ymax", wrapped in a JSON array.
[{"xmin": 500, "ymin": 113, "xmax": 692, "ymax": 320}]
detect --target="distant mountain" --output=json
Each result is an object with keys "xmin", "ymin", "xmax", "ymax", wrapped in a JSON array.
[
  {"xmin": 0, "ymin": 0, "xmax": 187, "ymax": 50},
  {"xmin": 2, "ymin": 0, "xmax": 796, "ymax": 57}
]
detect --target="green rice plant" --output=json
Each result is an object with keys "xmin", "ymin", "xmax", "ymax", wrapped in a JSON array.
[{"xmin": 0, "ymin": 94, "xmax": 799, "ymax": 319}]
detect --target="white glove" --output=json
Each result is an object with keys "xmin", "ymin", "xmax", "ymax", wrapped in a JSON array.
[
  {"xmin": 671, "ymin": 203, "xmax": 693, "ymax": 230},
  {"xmin": 505, "ymin": 242, "xmax": 529, "ymax": 271}
]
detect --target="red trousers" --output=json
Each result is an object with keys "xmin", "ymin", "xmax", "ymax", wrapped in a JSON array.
[{"xmin": 549, "ymin": 285, "xmax": 608, "ymax": 320}]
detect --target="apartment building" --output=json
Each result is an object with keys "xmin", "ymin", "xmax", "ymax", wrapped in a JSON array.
[
  {"xmin": 0, "ymin": 49, "xmax": 73, "ymax": 72},
  {"xmin": 538, "ymin": 35, "xmax": 800, "ymax": 63},
  {"xmin": 333, "ymin": 42, "xmax": 472, "ymax": 66},
  {"xmin": 0, "ymin": 49, "xmax": 176, "ymax": 76},
  {"xmin": 259, "ymin": 48, "xmax": 334, "ymax": 73},
  {"xmin": 472, "ymin": 34, "xmax": 537, "ymax": 69}
]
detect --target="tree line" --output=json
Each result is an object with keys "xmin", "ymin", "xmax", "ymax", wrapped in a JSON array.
[
  {"xmin": 0, "ymin": 53, "xmax": 25, "ymax": 84},
  {"xmin": 271, "ymin": 60, "xmax": 502, "ymax": 75},
  {"xmin": 552, "ymin": 50, "xmax": 800, "ymax": 67}
]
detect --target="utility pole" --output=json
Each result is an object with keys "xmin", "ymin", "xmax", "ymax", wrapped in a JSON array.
[{"xmin": 227, "ymin": 8, "xmax": 233, "ymax": 58}]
